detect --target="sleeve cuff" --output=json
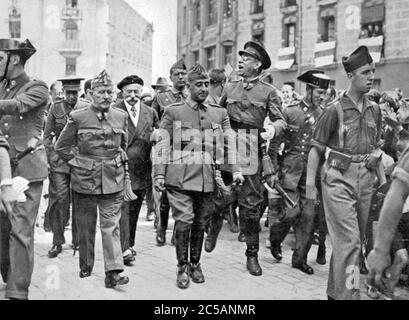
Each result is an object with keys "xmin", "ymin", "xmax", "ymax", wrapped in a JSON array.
[{"xmin": 392, "ymin": 167, "xmax": 409, "ymax": 189}]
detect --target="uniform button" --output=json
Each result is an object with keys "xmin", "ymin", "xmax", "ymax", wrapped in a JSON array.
[
  {"xmin": 4, "ymin": 123, "xmax": 8, "ymax": 127},
  {"xmin": 301, "ymin": 152, "xmax": 305, "ymax": 155},
  {"xmin": 303, "ymin": 133, "xmax": 307, "ymax": 137},
  {"xmin": 5, "ymin": 135, "xmax": 9, "ymax": 139},
  {"xmin": 20, "ymin": 116, "xmax": 23, "ymax": 120}
]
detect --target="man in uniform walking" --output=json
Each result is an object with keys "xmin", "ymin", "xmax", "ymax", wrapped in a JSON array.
[
  {"xmin": 152, "ymin": 59, "xmax": 188, "ymax": 247},
  {"xmin": 269, "ymin": 70, "xmax": 331, "ymax": 275},
  {"xmin": 55, "ymin": 70, "xmax": 129, "ymax": 288},
  {"xmin": 0, "ymin": 38, "xmax": 49, "ymax": 300},
  {"xmin": 115, "ymin": 75, "xmax": 159, "ymax": 265},
  {"xmin": 44, "ymin": 77, "xmax": 89, "ymax": 258},
  {"xmin": 219, "ymin": 41, "xmax": 286, "ymax": 276},
  {"xmin": 154, "ymin": 64, "xmax": 243, "ymax": 289},
  {"xmin": 306, "ymin": 46, "xmax": 382, "ymax": 300}
]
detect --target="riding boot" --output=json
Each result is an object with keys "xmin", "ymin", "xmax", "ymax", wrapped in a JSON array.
[
  {"xmin": 205, "ymin": 212, "xmax": 223, "ymax": 253},
  {"xmin": 175, "ymin": 228, "xmax": 190, "ymax": 289},
  {"xmin": 156, "ymin": 194, "xmax": 170, "ymax": 246},
  {"xmin": 245, "ymin": 220, "xmax": 262, "ymax": 276},
  {"xmin": 190, "ymin": 225, "xmax": 205, "ymax": 283},
  {"xmin": 227, "ymin": 205, "xmax": 239, "ymax": 233}
]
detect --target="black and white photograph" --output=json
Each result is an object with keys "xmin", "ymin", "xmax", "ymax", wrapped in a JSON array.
[{"xmin": 0, "ymin": 0, "xmax": 409, "ymax": 306}]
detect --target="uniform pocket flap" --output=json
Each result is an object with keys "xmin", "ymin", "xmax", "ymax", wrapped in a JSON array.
[
  {"xmin": 68, "ymin": 156, "xmax": 94, "ymax": 170},
  {"xmin": 112, "ymin": 128, "xmax": 125, "ymax": 134}
]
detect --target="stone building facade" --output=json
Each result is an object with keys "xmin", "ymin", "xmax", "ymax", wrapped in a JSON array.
[
  {"xmin": 177, "ymin": 0, "xmax": 409, "ymax": 94},
  {"xmin": 0, "ymin": 0, "xmax": 153, "ymax": 87}
]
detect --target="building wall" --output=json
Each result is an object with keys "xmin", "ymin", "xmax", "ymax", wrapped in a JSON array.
[
  {"xmin": 0, "ymin": 0, "xmax": 153, "ymax": 88},
  {"xmin": 177, "ymin": 0, "xmax": 409, "ymax": 95}
]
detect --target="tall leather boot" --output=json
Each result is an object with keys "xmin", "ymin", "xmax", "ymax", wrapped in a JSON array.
[
  {"xmin": 227, "ymin": 204, "xmax": 239, "ymax": 234},
  {"xmin": 156, "ymin": 194, "xmax": 170, "ymax": 246},
  {"xmin": 205, "ymin": 212, "xmax": 223, "ymax": 253},
  {"xmin": 175, "ymin": 228, "xmax": 190, "ymax": 289},
  {"xmin": 316, "ymin": 242, "xmax": 326, "ymax": 265},
  {"xmin": 190, "ymin": 225, "xmax": 205, "ymax": 283},
  {"xmin": 268, "ymin": 199, "xmax": 288, "ymax": 262},
  {"xmin": 245, "ymin": 220, "xmax": 262, "ymax": 276}
]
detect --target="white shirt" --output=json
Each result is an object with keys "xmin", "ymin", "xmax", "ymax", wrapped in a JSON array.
[{"xmin": 125, "ymin": 100, "xmax": 140, "ymax": 128}]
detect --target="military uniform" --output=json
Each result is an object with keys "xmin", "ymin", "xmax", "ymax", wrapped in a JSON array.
[
  {"xmin": 0, "ymin": 38, "xmax": 48, "ymax": 300},
  {"xmin": 152, "ymin": 82, "xmax": 188, "ymax": 246},
  {"xmin": 55, "ymin": 74, "xmax": 128, "ymax": 279},
  {"xmin": 154, "ymin": 79, "xmax": 239, "ymax": 287},
  {"xmin": 270, "ymin": 100, "xmax": 324, "ymax": 269},
  {"xmin": 219, "ymin": 76, "xmax": 286, "ymax": 272},
  {"xmin": 44, "ymin": 96, "xmax": 89, "ymax": 252}
]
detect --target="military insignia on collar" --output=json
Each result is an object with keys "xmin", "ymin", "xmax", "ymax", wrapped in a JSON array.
[
  {"xmin": 308, "ymin": 116, "xmax": 316, "ymax": 125},
  {"xmin": 303, "ymin": 107, "xmax": 308, "ymax": 112}
]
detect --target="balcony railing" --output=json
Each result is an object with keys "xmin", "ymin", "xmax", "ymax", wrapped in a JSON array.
[{"xmin": 59, "ymin": 40, "xmax": 82, "ymax": 56}]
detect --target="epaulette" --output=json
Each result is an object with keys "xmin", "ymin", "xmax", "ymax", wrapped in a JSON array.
[
  {"xmin": 207, "ymin": 103, "xmax": 223, "ymax": 109},
  {"xmin": 168, "ymin": 101, "xmax": 185, "ymax": 108},
  {"xmin": 112, "ymin": 106, "xmax": 128, "ymax": 116}
]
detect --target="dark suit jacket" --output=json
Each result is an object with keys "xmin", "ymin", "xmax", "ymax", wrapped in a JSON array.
[{"xmin": 114, "ymin": 101, "xmax": 159, "ymax": 190}]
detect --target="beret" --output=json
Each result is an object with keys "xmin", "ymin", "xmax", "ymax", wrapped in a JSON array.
[{"xmin": 117, "ymin": 75, "xmax": 144, "ymax": 91}]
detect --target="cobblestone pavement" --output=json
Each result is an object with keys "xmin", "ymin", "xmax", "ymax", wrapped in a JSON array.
[{"xmin": 1, "ymin": 198, "xmax": 408, "ymax": 300}]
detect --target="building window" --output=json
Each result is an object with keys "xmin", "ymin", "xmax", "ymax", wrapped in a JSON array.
[
  {"xmin": 66, "ymin": 0, "xmax": 78, "ymax": 8},
  {"xmin": 182, "ymin": 6, "xmax": 187, "ymax": 35},
  {"xmin": 223, "ymin": 45, "xmax": 233, "ymax": 66},
  {"xmin": 250, "ymin": 0, "xmax": 264, "ymax": 14},
  {"xmin": 192, "ymin": 50, "xmax": 200, "ymax": 65},
  {"xmin": 193, "ymin": 1, "xmax": 201, "ymax": 31},
  {"xmin": 9, "ymin": 7, "xmax": 21, "ymax": 39},
  {"xmin": 65, "ymin": 20, "xmax": 78, "ymax": 40},
  {"xmin": 66, "ymin": 57, "xmax": 76, "ymax": 76},
  {"xmin": 207, "ymin": 0, "xmax": 218, "ymax": 26},
  {"xmin": 206, "ymin": 46, "xmax": 216, "ymax": 70},
  {"xmin": 284, "ymin": 0, "xmax": 297, "ymax": 7},
  {"xmin": 319, "ymin": 16, "xmax": 335, "ymax": 42},
  {"xmin": 359, "ymin": 0, "xmax": 385, "ymax": 38},
  {"xmin": 284, "ymin": 23, "xmax": 296, "ymax": 47},
  {"xmin": 224, "ymin": 0, "xmax": 233, "ymax": 19}
]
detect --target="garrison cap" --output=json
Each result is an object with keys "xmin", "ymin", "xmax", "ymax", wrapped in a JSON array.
[
  {"xmin": 117, "ymin": 75, "xmax": 144, "ymax": 91},
  {"xmin": 297, "ymin": 69, "xmax": 331, "ymax": 90},
  {"xmin": 342, "ymin": 46, "xmax": 373, "ymax": 73},
  {"xmin": 187, "ymin": 63, "xmax": 209, "ymax": 83},
  {"xmin": 0, "ymin": 38, "xmax": 36, "ymax": 60},
  {"xmin": 239, "ymin": 41, "xmax": 271, "ymax": 70},
  {"xmin": 91, "ymin": 70, "xmax": 113, "ymax": 89},
  {"xmin": 170, "ymin": 59, "xmax": 187, "ymax": 73},
  {"xmin": 57, "ymin": 77, "xmax": 85, "ymax": 91}
]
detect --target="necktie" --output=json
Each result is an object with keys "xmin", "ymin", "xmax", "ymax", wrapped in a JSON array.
[
  {"xmin": 197, "ymin": 103, "xmax": 207, "ymax": 112},
  {"xmin": 243, "ymin": 81, "xmax": 255, "ymax": 91},
  {"xmin": 97, "ymin": 112, "xmax": 107, "ymax": 121},
  {"xmin": 131, "ymin": 106, "xmax": 137, "ymax": 118}
]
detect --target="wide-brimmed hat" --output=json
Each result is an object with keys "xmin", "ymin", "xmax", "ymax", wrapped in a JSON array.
[{"xmin": 151, "ymin": 77, "xmax": 169, "ymax": 90}]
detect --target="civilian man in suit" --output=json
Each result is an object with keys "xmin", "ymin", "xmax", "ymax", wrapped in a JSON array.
[
  {"xmin": 115, "ymin": 75, "xmax": 159, "ymax": 265},
  {"xmin": 0, "ymin": 38, "xmax": 49, "ymax": 300}
]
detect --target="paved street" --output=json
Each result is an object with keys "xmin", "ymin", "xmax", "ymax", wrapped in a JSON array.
[{"xmin": 1, "ymin": 197, "xmax": 409, "ymax": 300}]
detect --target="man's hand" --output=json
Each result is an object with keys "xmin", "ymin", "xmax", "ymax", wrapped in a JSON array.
[
  {"xmin": 261, "ymin": 125, "xmax": 276, "ymax": 141},
  {"xmin": 0, "ymin": 185, "xmax": 18, "ymax": 215},
  {"xmin": 233, "ymin": 172, "xmax": 245, "ymax": 186},
  {"xmin": 154, "ymin": 176, "xmax": 166, "ymax": 192},
  {"xmin": 367, "ymin": 248, "xmax": 392, "ymax": 289},
  {"xmin": 265, "ymin": 174, "xmax": 278, "ymax": 189}
]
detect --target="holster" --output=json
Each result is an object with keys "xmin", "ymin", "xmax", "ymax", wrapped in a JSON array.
[{"xmin": 327, "ymin": 149, "xmax": 352, "ymax": 172}]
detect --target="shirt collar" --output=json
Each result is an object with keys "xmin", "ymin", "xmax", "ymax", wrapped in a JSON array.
[
  {"xmin": 186, "ymin": 97, "xmax": 207, "ymax": 111},
  {"xmin": 171, "ymin": 87, "xmax": 188, "ymax": 98},
  {"xmin": 341, "ymin": 91, "xmax": 372, "ymax": 112}
]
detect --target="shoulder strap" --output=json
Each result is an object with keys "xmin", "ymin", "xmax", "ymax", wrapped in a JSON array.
[{"xmin": 335, "ymin": 103, "xmax": 345, "ymax": 151}]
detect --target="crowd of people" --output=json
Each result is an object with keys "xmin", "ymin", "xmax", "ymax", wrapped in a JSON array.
[{"xmin": 0, "ymin": 36, "xmax": 409, "ymax": 300}]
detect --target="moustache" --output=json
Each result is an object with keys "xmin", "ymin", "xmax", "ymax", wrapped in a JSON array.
[{"xmin": 125, "ymin": 97, "xmax": 140, "ymax": 102}]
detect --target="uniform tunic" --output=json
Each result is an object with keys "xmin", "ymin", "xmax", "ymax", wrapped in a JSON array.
[{"xmin": 0, "ymin": 71, "xmax": 48, "ymax": 300}]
